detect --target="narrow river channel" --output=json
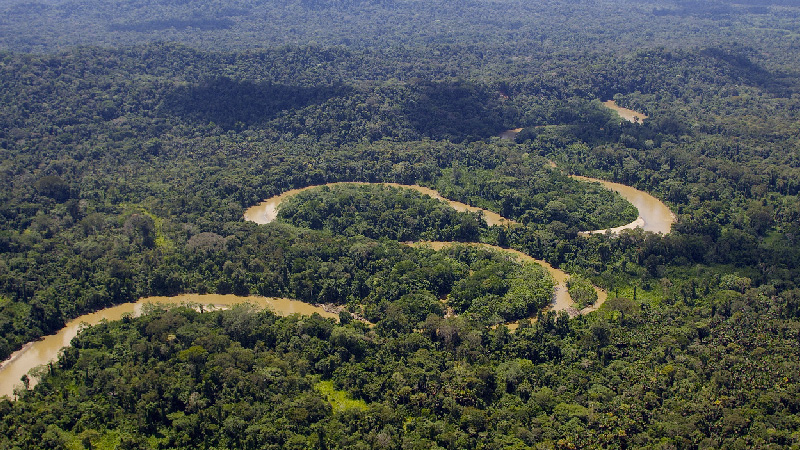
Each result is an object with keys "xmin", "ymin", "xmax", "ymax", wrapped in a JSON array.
[
  {"xmin": 244, "ymin": 182, "xmax": 515, "ymax": 227},
  {"xmin": 1, "ymin": 176, "xmax": 673, "ymax": 399},
  {"xmin": 0, "ymin": 295, "xmax": 337, "ymax": 398}
]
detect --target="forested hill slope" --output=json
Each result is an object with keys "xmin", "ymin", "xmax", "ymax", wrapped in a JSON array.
[{"xmin": 0, "ymin": 0, "xmax": 798, "ymax": 64}]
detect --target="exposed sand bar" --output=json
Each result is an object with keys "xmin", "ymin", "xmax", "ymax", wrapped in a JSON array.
[{"xmin": 571, "ymin": 175, "xmax": 675, "ymax": 235}]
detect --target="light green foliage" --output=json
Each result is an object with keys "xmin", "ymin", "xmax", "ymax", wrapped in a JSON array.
[
  {"xmin": 315, "ymin": 380, "xmax": 368, "ymax": 412},
  {"xmin": 502, "ymin": 263, "xmax": 556, "ymax": 320},
  {"xmin": 719, "ymin": 273, "xmax": 752, "ymax": 293},
  {"xmin": 566, "ymin": 276, "xmax": 598, "ymax": 309},
  {"xmin": 446, "ymin": 249, "xmax": 553, "ymax": 323}
]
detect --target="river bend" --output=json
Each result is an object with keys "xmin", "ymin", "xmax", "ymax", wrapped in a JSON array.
[
  {"xmin": 2, "ymin": 176, "xmax": 672, "ymax": 398},
  {"xmin": 0, "ymin": 295, "xmax": 336, "ymax": 398}
]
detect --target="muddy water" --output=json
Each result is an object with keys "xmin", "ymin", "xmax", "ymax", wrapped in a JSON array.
[
  {"xmin": 499, "ymin": 128, "xmax": 523, "ymax": 140},
  {"xmin": 244, "ymin": 178, "xmax": 675, "ymax": 234},
  {"xmin": 408, "ymin": 242, "xmax": 607, "ymax": 324},
  {"xmin": 5, "ymin": 176, "xmax": 648, "ymax": 397},
  {"xmin": 245, "ymin": 182, "xmax": 622, "ymax": 319},
  {"xmin": 603, "ymin": 100, "xmax": 648, "ymax": 123},
  {"xmin": 243, "ymin": 186, "xmax": 316, "ymax": 225},
  {"xmin": 244, "ymin": 182, "xmax": 517, "ymax": 227},
  {"xmin": 570, "ymin": 176, "xmax": 675, "ymax": 235},
  {"xmin": 0, "ymin": 294, "xmax": 337, "ymax": 398}
]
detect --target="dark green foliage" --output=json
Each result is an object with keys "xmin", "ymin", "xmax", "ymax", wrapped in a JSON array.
[
  {"xmin": 431, "ymin": 164, "xmax": 638, "ymax": 231},
  {"xmin": 34, "ymin": 176, "xmax": 71, "ymax": 202},
  {"xmin": 160, "ymin": 78, "xmax": 352, "ymax": 130},
  {"xmin": 4, "ymin": 288, "xmax": 800, "ymax": 448},
  {"xmin": 402, "ymin": 80, "xmax": 507, "ymax": 142},
  {"xmin": 108, "ymin": 17, "xmax": 235, "ymax": 33},
  {"xmin": 278, "ymin": 184, "xmax": 487, "ymax": 242}
]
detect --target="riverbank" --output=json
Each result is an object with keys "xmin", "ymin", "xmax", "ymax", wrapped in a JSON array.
[
  {"xmin": 408, "ymin": 241, "xmax": 607, "ymax": 322},
  {"xmin": 570, "ymin": 175, "xmax": 675, "ymax": 235},
  {"xmin": 244, "ymin": 182, "xmax": 516, "ymax": 227},
  {"xmin": 247, "ymin": 178, "xmax": 674, "ymax": 235},
  {"xmin": 0, "ymin": 294, "xmax": 338, "ymax": 398}
]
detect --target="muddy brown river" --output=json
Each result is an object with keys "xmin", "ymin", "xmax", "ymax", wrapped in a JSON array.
[
  {"xmin": 246, "ymin": 179, "xmax": 674, "ymax": 235},
  {"xmin": 2, "ymin": 177, "xmax": 672, "ymax": 399},
  {"xmin": 0, "ymin": 294, "xmax": 337, "ymax": 398},
  {"xmin": 570, "ymin": 176, "xmax": 675, "ymax": 235},
  {"xmin": 244, "ymin": 181, "xmax": 669, "ymax": 317},
  {"xmin": 245, "ymin": 181, "xmax": 615, "ymax": 319},
  {"xmin": 602, "ymin": 100, "xmax": 648, "ymax": 123},
  {"xmin": 244, "ymin": 182, "xmax": 516, "ymax": 227},
  {"xmin": 499, "ymin": 128, "xmax": 523, "ymax": 140}
]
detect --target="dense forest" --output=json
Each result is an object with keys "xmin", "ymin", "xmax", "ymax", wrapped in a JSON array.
[{"xmin": 2, "ymin": 0, "xmax": 800, "ymax": 447}]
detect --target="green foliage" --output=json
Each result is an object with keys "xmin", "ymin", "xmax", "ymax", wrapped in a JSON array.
[
  {"xmin": 34, "ymin": 176, "xmax": 71, "ymax": 202},
  {"xmin": 316, "ymin": 380, "xmax": 369, "ymax": 412},
  {"xmin": 1, "ymin": 2, "xmax": 800, "ymax": 447},
  {"xmin": 4, "ymin": 288, "xmax": 800, "ymax": 448},
  {"xmin": 432, "ymin": 165, "xmax": 637, "ymax": 232},
  {"xmin": 566, "ymin": 276, "xmax": 598, "ymax": 309},
  {"xmin": 278, "ymin": 184, "xmax": 487, "ymax": 242},
  {"xmin": 445, "ymin": 249, "xmax": 553, "ymax": 323}
]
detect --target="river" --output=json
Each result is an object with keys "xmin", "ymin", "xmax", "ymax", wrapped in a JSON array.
[
  {"xmin": 602, "ymin": 100, "xmax": 648, "ymax": 123},
  {"xmin": 244, "ymin": 180, "xmax": 613, "ymax": 317},
  {"xmin": 243, "ymin": 180, "xmax": 669, "ymax": 316},
  {"xmin": 0, "ymin": 294, "xmax": 337, "ymax": 398},
  {"xmin": 570, "ymin": 176, "xmax": 675, "ymax": 235},
  {"xmin": 245, "ymin": 179, "xmax": 674, "ymax": 235},
  {"xmin": 499, "ymin": 128, "xmax": 523, "ymax": 140},
  {"xmin": 2, "ymin": 177, "xmax": 670, "ymax": 398},
  {"xmin": 244, "ymin": 182, "xmax": 516, "ymax": 227}
]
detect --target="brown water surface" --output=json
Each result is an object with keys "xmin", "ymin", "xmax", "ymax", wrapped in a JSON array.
[
  {"xmin": 244, "ymin": 182, "xmax": 516, "ymax": 227},
  {"xmin": 408, "ymin": 242, "xmax": 607, "ymax": 327},
  {"xmin": 603, "ymin": 100, "xmax": 648, "ymax": 123},
  {"xmin": 570, "ymin": 176, "xmax": 675, "ymax": 235},
  {"xmin": 0, "ymin": 294, "xmax": 337, "ymax": 398},
  {"xmin": 499, "ymin": 128, "xmax": 523, "ymax": 140}
]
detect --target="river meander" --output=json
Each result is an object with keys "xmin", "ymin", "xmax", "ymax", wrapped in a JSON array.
[
  {"xmin": 244, "ymin": 182, "xmax": 515, "ymax": 227},
  {"xmin": 570, "ymin": 176, "xmax": 675, "ymax": 235},
  {"xmin": 245, "ymin": 183, "xmax": 617, "ymax": 317},
  {"xmin": 0, "ymin": 294, "xmax": 337, "ymax": 398},
  {"xmin": 245, "ymin": 179, "xmax": 674, "ymax": 236},
  {"xmin": 243, "ymin": 180, "xmax": 666, "ymax": 318},
  {"xmin": 1, "ymin": 177, "xmax": 672, "ymax": 399}
]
